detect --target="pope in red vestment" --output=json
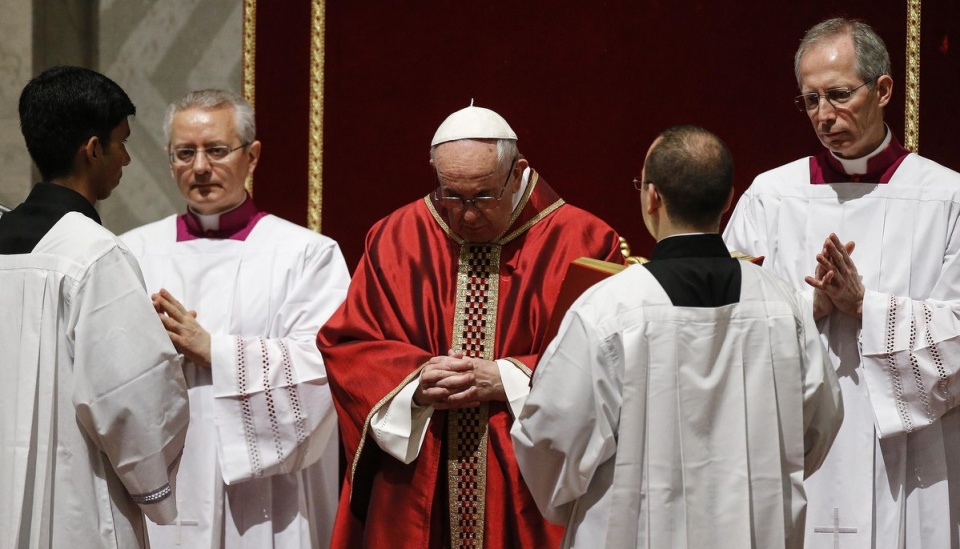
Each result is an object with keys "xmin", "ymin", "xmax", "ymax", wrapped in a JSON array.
[{"xmin": 317, "ymin": 105, "xmax": 624, "ymax": 548}]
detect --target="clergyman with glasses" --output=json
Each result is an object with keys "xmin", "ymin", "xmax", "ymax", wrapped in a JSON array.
[
  {"xmin": 317, "ymin": 104, "xmax": 624, "ymax": 548},
  {"xmin": 724, "ymin": 17, "xmax": 960, "ymax": 548},
  {"xmin": 121, "ymin": 89, "xmax": 351, "ymax": 548}
]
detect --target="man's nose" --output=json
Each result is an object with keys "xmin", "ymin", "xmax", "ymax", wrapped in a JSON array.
[
  {"xmin": 192, "ymin": 151, "xmax": 212, "ymax": 172},
  {"xmin": 461, "ymin": 206, "xmax": 482, "ymax": 222},
  {"xmin": 816, "ymin": 97, "xmax": 839, "ymax": 120}
]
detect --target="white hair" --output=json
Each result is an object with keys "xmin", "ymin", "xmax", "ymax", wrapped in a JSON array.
[
  {"xmin": 429, "ymin": 138, "xmax": 519, "ymax": 172},
  {"xmin": 163, "ymin": 89, "xmax": 255, "ymax": 144}
]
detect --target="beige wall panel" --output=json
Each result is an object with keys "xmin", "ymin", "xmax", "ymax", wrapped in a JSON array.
[
  {"xmin": 97, "ymin": 0, "xmax": 243, "ymax": 234},
  {"xmin": 0, "ymin": 0, "xmax": 32, "ymax": 210}
]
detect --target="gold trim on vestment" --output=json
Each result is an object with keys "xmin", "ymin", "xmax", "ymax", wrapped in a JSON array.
[
  {"xmin": 498, "ymin": 199, "xmax": 564, "ymax": 246},
  {"xmin": 348, "ymin": 362, "xmax": 429, "ymax": 501},
  {"xmin": 504, "ymin": 357, "xmax": 532, "ymax": 378},
  {"xmin": 242, "ymin": 0, "xmax": 256, "ymax": 195},
  {"xmin": 425, "ymin": 196, "xmax": 463, "ymax": 245},
  {"xmin": 904, "ymin": 0, "xmax": 922, "ymax": 152},
  {"xmin": 307, "ymin": 0, "xmax": 325, "ymax": 232},
  {"xmin": 447, "ymin": 402, "xmax": 490, "ymax": 547},
  {"xmin": 447, "ymin": 243, "xmax": 501, "ymax": 547}
]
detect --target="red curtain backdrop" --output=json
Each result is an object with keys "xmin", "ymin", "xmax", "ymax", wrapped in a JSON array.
[
  {"xmin": 254, "ymin": 2, "xmax": 959, "ymax": 270},
  {"xmin": 251, "ymin": 0, "xmax": 311, "ymax": 223}
]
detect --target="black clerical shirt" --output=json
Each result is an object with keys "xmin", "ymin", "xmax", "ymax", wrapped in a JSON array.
[
  {"xmin": 642, "ymin": 233, "xmax": 741, "ymax": 307},
  {"xmin": 0, "ymin": 183, "xmax": 101, "ymax": 254}
]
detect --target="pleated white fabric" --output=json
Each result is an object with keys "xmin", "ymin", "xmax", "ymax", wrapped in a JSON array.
[
  {"xmin": 513, "ymin": 262, "xmax": 841, "ymax": 549},
  {"xmin": 0, "ymin": 212, "xmax": 189, "ymax": 549},
  {"xmin": 122, "ymin": 214, "xmax": 350, "ymax": 548},
  {"xmin": 724, "ymin": 154, "xmax": 960, "ymax": 548}
]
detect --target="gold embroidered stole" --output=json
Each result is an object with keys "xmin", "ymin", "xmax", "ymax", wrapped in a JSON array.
[{"xmin": 447, "ymin": 242, "xmax": 501, "ymax": 548}]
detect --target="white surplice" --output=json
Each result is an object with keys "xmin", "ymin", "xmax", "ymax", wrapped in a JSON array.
[
  {"xmin": 512, "ymin": 262, "xmax": 842, "ymax": 549},
  {"xmin": 122, "ymin": 214, "xmax": 350, "ymax": 548},
  {"xmin": 724, "ymin": 154, "xmax": 960, "ymax": 548},
  {"xmin": 1, "ymin": 212, "xmax": 189, "ymax": 549}
]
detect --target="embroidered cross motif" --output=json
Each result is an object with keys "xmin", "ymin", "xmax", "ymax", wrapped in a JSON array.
[
  {"xmin": 813, "ymin": 507, "xmax": 858, "ymax": 549},
  {"xmin": 447, "ymin": 243, "xmax": 501, "ymax": 548}
]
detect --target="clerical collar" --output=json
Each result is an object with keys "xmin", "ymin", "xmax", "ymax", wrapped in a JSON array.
[
  {"xmin": 809, "ymin": 126, "xmax": 909, "ymax": 184},
  {"xmin": 30, "ymin": 182, "xmax": 101, "ymax": 224},
  {"xmin": 510, "ymin": 167, "xmax": 531, "ymax": 213},
  {"xmin": 176, "ymin": 194, "xmax": 267, "ymax": 241},
  {"xmin": 0, "ymin": 182, "xmax": 101, "ymax": 254},
  {"xmin": 650, "ymin": 233, "xmax": 731, "ymax": 261}
]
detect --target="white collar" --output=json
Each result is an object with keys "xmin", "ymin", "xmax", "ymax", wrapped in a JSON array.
[
  {"xmin": 511, "ymin": 167, "xmax": 531, "ymax": 212},
  {"xmin": 830, "ymin": 125, "xmax": 891, "ymax": 175},
  {"xmin": 188, "ymin": 199, "xmax": 244, "ymax": 232},
  {"xmin": 660, "ymin": 232, "xmax": 709, "ymax": 241}
]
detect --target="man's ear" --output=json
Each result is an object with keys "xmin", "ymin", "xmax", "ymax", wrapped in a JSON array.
[
  {"xmin": 83, "ymin": 135, "xmax": 101, "ymax": 161},
  {"xmin": 722, "ymin": 187, "xmax": 735, "ymax": 215},
  {"xmin": 245, "ymin": 140, "xmax": 262, "ymax": 174},
  {"xmin": 514, "ymin": 157, "xmax": 529, "ymax": 175},
  {"xmin": 645, "ymin": 183, "xmax": 661, "ymax": 215},
  {"xmin": 875, "ymin": 74, "xmax": 893, "ymax": 109},
  {"xmin": 509, "ymin": 157, "xmax": 529, "ymax": 191}
]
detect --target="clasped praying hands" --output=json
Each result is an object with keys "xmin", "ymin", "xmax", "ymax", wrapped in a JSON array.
[
  {"xmin": 152, "ymin": 288, "xmax": 212, "ymax": 367},
  {"xmin": 804, "ymin": 233, "xmax": 864, "ymax": 320},
  {"xmin": 413, "ymin": 350, "xmax": 506, "ymax": 409}
]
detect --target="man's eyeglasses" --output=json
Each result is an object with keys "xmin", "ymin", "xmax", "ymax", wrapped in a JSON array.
[
  {"xmin": 433, "ymin": 157, "xmax": 518, "ymax": 211},
  {"xmin": 632, "ymin": 177, "xmax": 650, "ymax": 190},
  {"xmin": 794, "ymin": 79, "xmax": 875, "ymax": 111},
  {"xmin": 169, "ymin": 143, "xmax": 248, "ymax": 165}
]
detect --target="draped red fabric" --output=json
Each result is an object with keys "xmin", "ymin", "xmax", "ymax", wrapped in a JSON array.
[
  {"xmin": 250, "ymin": 2, "xmax": 960, "ymax": 272},
  {"xmin": 317, "ymin": 173, "xmax": 624, "ymax": 547}
]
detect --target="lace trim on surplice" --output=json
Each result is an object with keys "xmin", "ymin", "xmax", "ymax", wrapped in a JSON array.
[
  {"xmin": 885, "ymin": 295, "xmax": 914, "ymax": 432},
  {"xmin": 923, "ymin": 304, "xmax": 953, "ymax": 411},
  {"xmin": 237, "ymin": 337, "xmax": 264, "ymax": 477}
]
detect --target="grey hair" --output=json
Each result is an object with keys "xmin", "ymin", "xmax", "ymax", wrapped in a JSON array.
[
  {"xmin": 430, "ymin": 138, "xmax": 519, "ymax": 172},
  {"xmin": 163, "ymin": 89, "xmax": 256, "ymax": 145},
  {"xmin": 794, "ymin": 17, "xmax": 891, "ymax": 88}
]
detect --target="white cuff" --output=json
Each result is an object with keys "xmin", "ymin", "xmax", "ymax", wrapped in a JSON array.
[
  {"xmin": 498, "ymin": 359, "xmax": 532, "ymax": 418},
  {"xmin": 370, "ymin": 376, "xmax": 434, "ymax": 464}
]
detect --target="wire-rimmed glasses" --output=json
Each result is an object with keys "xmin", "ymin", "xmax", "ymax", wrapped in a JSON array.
[{"xmin": 169, "ymin": 143, "xmax": 249, "ymax": 165}]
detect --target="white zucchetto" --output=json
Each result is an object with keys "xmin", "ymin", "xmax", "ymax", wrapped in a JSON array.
[{"xmin": 431, "ymin": 101, "xmax": 517, "ymax": 146}]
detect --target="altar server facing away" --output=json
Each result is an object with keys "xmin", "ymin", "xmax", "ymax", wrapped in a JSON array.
[{"xmin": 513, "ymin": 125, "xmax": 842, "ymax": 549}]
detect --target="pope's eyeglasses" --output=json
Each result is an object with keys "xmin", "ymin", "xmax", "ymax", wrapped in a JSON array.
[{"xmin": 434, "ymin": 157, "xmax": 518, "ymax": 211}]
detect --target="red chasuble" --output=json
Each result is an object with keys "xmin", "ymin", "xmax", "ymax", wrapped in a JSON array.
[{"xmin": 318, "ymin": 171, "xmax": 624, "ymax": 548}]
